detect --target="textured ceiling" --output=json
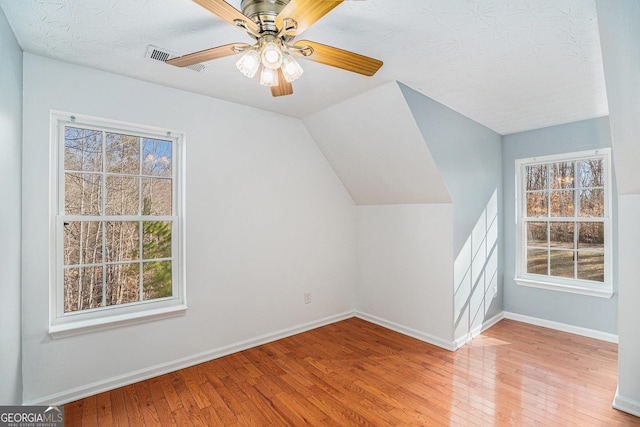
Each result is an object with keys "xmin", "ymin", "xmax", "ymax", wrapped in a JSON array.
[{"xmin": 0, "ymin": 0, "xmax": 608, "ymax": 134}]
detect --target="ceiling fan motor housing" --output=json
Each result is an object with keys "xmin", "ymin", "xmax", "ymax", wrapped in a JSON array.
[{"xmin": 241, "ymin": 0, "xmax": 290, "ymax": 33}]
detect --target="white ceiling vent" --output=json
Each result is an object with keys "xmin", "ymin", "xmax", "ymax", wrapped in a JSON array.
[{"xmin": 145, "ymin": 45, "xmax": 206, "ymax": 73}]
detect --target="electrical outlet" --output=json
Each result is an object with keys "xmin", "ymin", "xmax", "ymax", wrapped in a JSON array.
[{"xmin": 304, "ymin": 292, "xmax": 311, "ymax": 304}]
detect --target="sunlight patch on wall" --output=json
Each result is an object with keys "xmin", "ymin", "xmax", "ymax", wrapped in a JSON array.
[{"xmin": 454, "ymin": 189, "xmax": 499, "ymax": 344}]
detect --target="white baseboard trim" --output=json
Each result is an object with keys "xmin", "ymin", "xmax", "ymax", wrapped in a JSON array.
[
  {"xmin": 453, "ymin": 312, "xmax": 506, "ymax": 350},
  {"xmin": 471, "ymin": 311, "xmax": 505, "ymax": 339},
  {"xmin": 613, "ymin": 388, "xmax": 640, "ymax": 417},
  {"xmin": 452, "ymin": 335, "xmax": 468, "ymax": 350},
  {"xmin": 25, "ymin": 310, "xmax": 356, "ymax": 406},
  {"xmin": 478, "ymin": 311, "xmax": 506, "ymax": 334},
  {"xmin": 355, "ymin": 311, "xmax": 456, "ymax": 351},
  {"xmin": 27, "ymin": 310, "xmax": 620, "ymax": 406},
  {"xmin": 504, "ymin": 311, "xmax": 618, "ymax": 343}
]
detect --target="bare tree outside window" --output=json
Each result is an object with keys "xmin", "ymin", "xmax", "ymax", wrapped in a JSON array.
[
  {"xmin": 523, "ymin": 157, "xmax": 605, "ymax": 283},
  {"xmin": 62, "ymin": 126, "xmax": 174, "ymax": 313}
]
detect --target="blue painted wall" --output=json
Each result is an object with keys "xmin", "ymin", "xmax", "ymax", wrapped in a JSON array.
[
  {"xmin": 399, "ymin": 84, "xmax": 503, "ymax": 256},
  {"xmin": 399, "ymin": 83, "xmax": 504, "ymax": 337},
  {"xmin": 0, "ymin": 6, "xmax": 23, "ymax": 404},
  {"xmin": 502, "ymin": 117, "xmax": 618, "ymax": 334}
]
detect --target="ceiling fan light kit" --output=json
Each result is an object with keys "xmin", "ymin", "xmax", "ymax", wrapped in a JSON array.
[
  {"xmin": 167, "ymin": 0, "xmax": 383, "ymax": 97},
  {"xmin": 235, "ymin": 48, "xmax": 261, "ymax": 78},
  {"xmin": 261, "ymin": 38, "xmax": 283, "ymax": 69},
  {"xmin": 281, "ymin": 52, "xmax": 304, "ymax": 82},
  {"xmin": 260, "ymin": 66, "xmax": 279, "ymax": 86},
  {"xmin": 235, "ymin": 34, "xmax": 304, "ymax": 86}
]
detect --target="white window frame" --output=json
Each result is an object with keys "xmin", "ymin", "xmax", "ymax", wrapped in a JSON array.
[
  {"xmin": 514, "ymin": 148, "xmax": 613, "ymax": 298},
  {"xmin": 49, "ymin": 112, "xmax": 187, "ymax": 338}
]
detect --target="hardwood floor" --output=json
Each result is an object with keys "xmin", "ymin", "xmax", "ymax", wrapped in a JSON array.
[{"xmin": 65, "ymin": 318, "xmax": 639, "ymax": 426}]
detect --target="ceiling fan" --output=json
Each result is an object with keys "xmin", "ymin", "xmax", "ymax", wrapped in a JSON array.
[{"xmin": 167, "ymin": 0, "xmax": 383, "ymax": 97}]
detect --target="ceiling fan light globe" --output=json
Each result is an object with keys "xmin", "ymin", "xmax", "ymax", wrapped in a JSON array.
[
  {"xmin": 236, "ymin": 50, "xmax": 261, "ymax": 78},
  {"xmin": 281, "ymin": 52, "xmax": 303, "ymax": 82},
  {"xmin": 261, "ymin": 41, "xmax": 283, "ymax": 70},
  {"xmin": 260, "ymin": 67, "xmax": 279, "ymax": 86}
]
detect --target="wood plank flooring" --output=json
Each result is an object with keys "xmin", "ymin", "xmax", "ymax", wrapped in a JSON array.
[{"xmin": 65, "ymin": 318, "xmax": 640, "ymax": 426}]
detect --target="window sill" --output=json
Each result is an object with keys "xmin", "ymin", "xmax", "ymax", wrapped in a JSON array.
[
  {"xmin": 49, "ymin": 304, "xmax": 188, "ymax": 339},
  {"xmin": 514, "ymin": 277, "xmax": 613, "ymax": 299}
]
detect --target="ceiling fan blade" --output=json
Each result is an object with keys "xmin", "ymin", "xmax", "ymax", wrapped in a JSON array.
[
  {"xmin": 167, "ymin": 43, "xmax": 248, "ymax": 67},
  {"xmin": 293, "ymin": 40, "xmax": 383, "ymax": 76},
  {"xmin": 192, "ymin": 0, "xmax": 258, "ymax": 32},
  {"xmin": 271, "ymin": 68, "xmax": 293, "ymax": 97},
  {"xmin": 276, "ymin": 0, "xmax": 343, "ymax": 35}
]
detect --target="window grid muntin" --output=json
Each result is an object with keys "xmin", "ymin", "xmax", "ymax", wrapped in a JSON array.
[
  {"xmin": 61, "ymin": 219, "xmax": 174, "ymax": 268},
  {"xmin": 520, "ymin": 153, "xmax": 608, "ymax": 285},
  {"xmin": 524, "ymin": 219, "xmax": 605, "ymax": 281},
  {"xmin": 60, "ymin": 123, "xmax": 176, "ymax": 315}
]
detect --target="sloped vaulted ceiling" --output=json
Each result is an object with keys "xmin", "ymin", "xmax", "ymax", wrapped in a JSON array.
[{"xmin": 303, "ymin": 81, "xmax": 451, "ymax": 205}]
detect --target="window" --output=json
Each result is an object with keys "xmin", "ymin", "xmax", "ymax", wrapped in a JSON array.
[
  {"xmin": 50, "ymin": 113, "xmax": 186, "ymax": 337},
  {"xmin": 515, "ymin": 149, "xmax": 612, "ymax": 298}
]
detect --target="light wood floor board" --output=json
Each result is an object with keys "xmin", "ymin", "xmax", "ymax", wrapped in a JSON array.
[{"xmin": 65, "ymin": 318, "xmax": 640, "ymax": 426}]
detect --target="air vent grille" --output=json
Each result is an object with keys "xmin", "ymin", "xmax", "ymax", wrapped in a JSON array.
[
  {"xmin": 150, "ymin": 48, "xmax": 171, "ymax": 62},
  {"xmin": 186, "ymin": 63, "xmax": 207, "ymax": 73},
  {"xmin": 145, "ymin": 45, "xmax": 206, "ymax": 73}
]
